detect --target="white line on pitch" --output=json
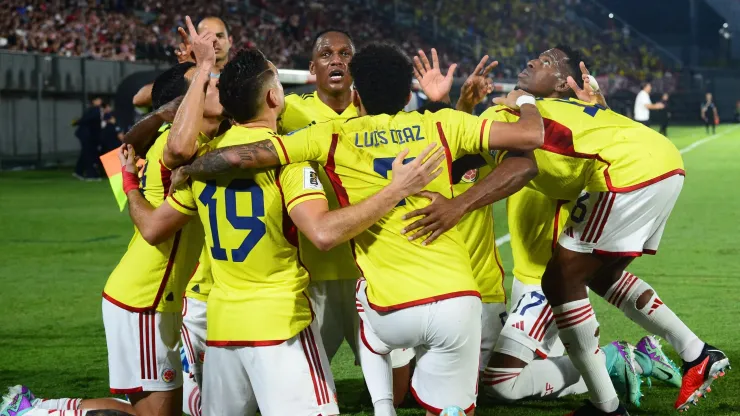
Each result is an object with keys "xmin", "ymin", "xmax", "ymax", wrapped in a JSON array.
[{"xmin": 495, "ymin": 125, "xmax": 739, "ymax": 248}]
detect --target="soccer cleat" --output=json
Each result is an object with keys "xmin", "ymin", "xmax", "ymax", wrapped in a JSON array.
[
  {"xmin": 0, "ymin": 393, "xmax": 32, "ymax": 416},
  {"xmin": 634, "ymin": 336, "xmax": 682, "ymax": 388},
  {"xmin": 603, "ymin": 342, "xmax": 643, "ymax": 407},
  {"xmin": 565, "ymin": 401, "xmax": 630, "ymax": 415},
  {"xmin": 4, "ymin": 388, "xmax": 34, "ymax": 407},
  {"xmin": 675, "ymin": 343, "xmax": 730, "ymax": 412}
]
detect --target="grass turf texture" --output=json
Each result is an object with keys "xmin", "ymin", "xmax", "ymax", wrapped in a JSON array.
[{"xmin": 1, "ymin": 125, "xmax": 738, "ymax": 415}]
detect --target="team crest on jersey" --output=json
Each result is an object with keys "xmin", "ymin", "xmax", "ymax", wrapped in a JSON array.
[
  {"xmin": 461, "ymin": 169, "xmax": 479, "ymax": 183},
  {"xmin": 162, "ymin": 368, "xmax": 176, "ymax": 383},
  {"xmin": 303, "ymin": 167, "xmax": 323, "ymax": 191},
  {"xmin": 198, "ymin": 351, "xmax": 205, "ymax": 363}
]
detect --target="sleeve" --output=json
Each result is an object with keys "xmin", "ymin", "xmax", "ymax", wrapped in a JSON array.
[
  {"xmin": 269, "ymin": 123, "xmax": 330, "ymax": 166},
  {"xmin": 436, "ymin": 109, "xmax": 493, "ymax": 160},
  {"xmin": 166, "ymin": 182, "xmax": 198, "ymax": 216},
  {"xmin": 279, "ymin": 162, "xmax": 327, "ymax": 213}
]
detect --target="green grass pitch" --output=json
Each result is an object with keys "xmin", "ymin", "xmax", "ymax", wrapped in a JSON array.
[{"xmin": 1, "ymin": 125, "xmax": 738, "ymax": 415}]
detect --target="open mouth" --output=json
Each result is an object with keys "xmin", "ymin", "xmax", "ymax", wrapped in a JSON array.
[{"xmin": 329, "ymin": 69, "xmax": 344, "ymax": 82}]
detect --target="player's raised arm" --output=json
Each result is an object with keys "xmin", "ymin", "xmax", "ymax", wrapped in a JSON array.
[
  {"xmin": 290, "ymin": 144, "xmax": 445, "ymax": 251},
  {"xmin": 412, "ymin": 48, "xmax": 456, "ymax": 103},
  {"xmin": 488, "ymin": 90, "xmax": 544, "ymax": 151},
  {"xmin": 566, "ymin": 61, "xmax": 609, "ymax": 109},
  {"xmin": 456, "ymin": 55, "xmax": 497, "ymax": 114},
  {"xmin": 402, "ymin": 151, "xmax": 538, "ymax": 244},
  {"xmin": 118, "ymin": 145, "xmax": 193, "ymax": 245},
  {"xmin": 123, "ymin": 95, "xmax": 183, "ymax": 155},
  {"xmin": 164, "ymin": 16, "xmax": 217, "ymax": 168}
]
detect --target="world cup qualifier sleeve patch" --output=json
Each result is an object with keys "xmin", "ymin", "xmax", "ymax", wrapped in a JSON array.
[{"xmin": 303, "ymin": 167, "xmax": 323, "ymax": 191}]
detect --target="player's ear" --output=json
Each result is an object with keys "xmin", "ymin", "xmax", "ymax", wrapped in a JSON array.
[
  {"xmin": 309, "ymin": 60, "xmax": 316, "ymax": 75},
  {"xmin": 554, "ymin": 77, "xmax": 570, "ymax": 93},
  {"xmin": 267, "ymin": 88, "xmax": 279, "ymax": 109},
  {"xmin": 352, "ymin": 89, "xmax": 363, "ymax": 114}
]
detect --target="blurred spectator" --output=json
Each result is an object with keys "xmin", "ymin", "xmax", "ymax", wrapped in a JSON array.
[
  {"xmin": 101, "ymin": 104, "xmax": 124, "ymax": 153},
  {"xmin": 73, "ymin": 96, "xmax": 103, "ymax": 181},
  {"xmin": 655, "ymin": 93, "xmax": 670, "ymax": 136},
  {"xmin": 634, "ymin": 82, "xmax": 664, "ymax": 126},
  {"xmin": 701, "ymin": 92, "xmax": 718, "ymax": 134}
]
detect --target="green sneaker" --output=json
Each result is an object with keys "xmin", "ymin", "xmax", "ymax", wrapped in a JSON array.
[
  {"xmin": 635, "ymin": 335, "xmax": 682, "ymax": 388},
  {"xmin": 603, "ymin": 341, "xmax": 643, "ymax": 407}
]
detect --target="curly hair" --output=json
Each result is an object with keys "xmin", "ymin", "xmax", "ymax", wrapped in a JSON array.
[
  {"xmin": 151, "ymin": 62, "xmax": 195, "ymax": 110},
  {"xmin": 349, "ymin": 42, "xmax": 413, "ymax": 115}
]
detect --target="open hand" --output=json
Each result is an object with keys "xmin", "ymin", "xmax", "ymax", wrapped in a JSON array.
[
  {"xmin": 458, "ymin": 55, "xmax": 498, "ymax": 112},
  {"xmin": 185, "ymin": 15, "xmax": 216, "ymax": 68},
  {"xmin": 387, "ymin": 144, "xmax": 445, "ymax": 201},
  {"xmin": 566, "ymin": 61, "xmax": 608, "ymax": 108},
  {"xmin": 492, "ymin": 89, "xmax": 535, "ymax": 110},
  {"xmin": 401, "ymin": 191, "xmax": 465, "ymax": 245},
  {"xmin": 413, "ymin": 48, "xmax": 457, "ymax": 103}
]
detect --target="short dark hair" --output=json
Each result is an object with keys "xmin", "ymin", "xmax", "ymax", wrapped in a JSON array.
[
  {"xmin": 349, "ymin": 42, "xmax": 413, "ymax": 115},
  {"xmin": 554, "ymin": 44, "xmax": 588, "ymax": 90},
  {"xmin": 151, "ymin": 62, "xmax": 195, "ymax": 110},
  {"xmin": 218, "ymin": 49, "xmax": 273, "ymax": 123},
  {"xmin": 312, "ymin": 29, "xmax": 354, "ymax": 51}
]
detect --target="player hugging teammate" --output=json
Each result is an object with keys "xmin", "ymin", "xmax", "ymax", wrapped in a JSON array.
[{"xmin": 2, "ymin": 14, "xmax": 731, "ymax": 416}]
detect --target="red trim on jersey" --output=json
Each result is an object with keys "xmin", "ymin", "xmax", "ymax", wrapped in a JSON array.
[
  {"xmin": 410, "ymin": 384, "xmax": 476, "ymax": 414},
  {"xmin": 593, "ymin": 249, "xmax": 644, "ymax": 257},
  {"xmin": 286, "ymin": 192, "xmax": 325, "ymax": 208},
  {"xmin": 102, "ymin": 292, "xmax": 153, "ymax": 313},
  {"xmin": 150, "ymin": 230, "xmax": 182, "ymax": 310},
  {"xmin": 159, "ymin": 160, "xmax": 172, "ymax": 197},
  {"xmin": 324, "ymin": 134, "xmax": 366, "ymax": 276},
  {"xmin": 169, "ymin": 194, "xmax": 197, "ymax": 211},
  {"xmin": 275, "ymin": 166, "xmax": 299, "ymax": 247},
  {"xmin": 367, "ymin": 290, "xmax": 481, "ymax": 312},
  {"xmin": 273, "ymin": 136, "xmax": 291, "ymax": 163},
  {"xmin": 207, "ymin": 339, "xmax": 287, "ymax": 347},
  {"xmin": 110, "ymin": 387, "xmax": 143, "ymax": 394},
  {"xmin": 435, "ymin": 122, "xmax": 454, "ymax": 194},
  {"xmin": 492, "ymin": 241, "xmax": 506, "ymax": 304},
  {"xmin": 552, "ymin": 200, "xmax": 567, "ymax": 251},
  {"xmin": 359, "ymin": 320, "xmax": 383, "ymax": 355},
  {"xmin": 499, "ymin": 110, "xmax": 687, "ymax": 193},
  {"xmin": 479, "ymin": 118, "xmax": 489, "ymax": 149},
  {"xmin": 299, "ymin": 331, "xmax": 325, "ymax": 406}
]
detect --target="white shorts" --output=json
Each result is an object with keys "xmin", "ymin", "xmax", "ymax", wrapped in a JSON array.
[
  {"xmin": 496, "ymin": 280, "xmax": 560, "ymax": 361},
  {"xmin": 480, "ymin": 302, "xmax": 507, "ymax": 370},
  {"xmin": 559, "ymin": 175, "xmax": 683, "ymax": 256},
  {"xmin": 201, "ymin": 320, "xmax": 338, "ymax": 416},
  {"xmin": 102, "ymin": 298, "xmax": 183, "ymax": 393},
  {"xmin": 390, "ymin": 348, "xmax": 416, "ymax": 369},
  {"xmin": 308, "ymin": 279, "xmax": 360, "ymax": 362},
  {"xmin": 182, "ymin": 372, "xmax": 201, "ymax": 416},
  {"xmin": 356, "ymin": 279, "xmax": 481, "ymax": 414},
  {"xmin": 181, "ymin": 297, "xmax": 207, "ymax": 388}
]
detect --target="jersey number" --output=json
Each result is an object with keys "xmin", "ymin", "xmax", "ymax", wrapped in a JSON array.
[
  {"xmin": 373, "ymin": 157, "xmax": 415, "ymax": 207},
  {"xmin": 570, "ymin": 193, "xmax": 590, "ymax": 224},
  {"xmin": 512, "ymin": 291, "xmax": 546, "ymax": 316},
  {"xmin": 199, "ymin": 179, "xmax": 266, "ymax": 262}
]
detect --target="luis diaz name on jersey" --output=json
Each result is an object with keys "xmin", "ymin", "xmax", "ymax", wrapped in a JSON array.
[{"xmin": 354, "ymin": 125, "xmax": 426, "ymax": 148}]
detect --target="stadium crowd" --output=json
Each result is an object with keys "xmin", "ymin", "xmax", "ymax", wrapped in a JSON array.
[{"xmin": 1, "ymin": 0, "xmax": 672, "ymax": 80}]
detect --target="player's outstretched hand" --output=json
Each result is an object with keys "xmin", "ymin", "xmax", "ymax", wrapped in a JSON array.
[
  {"xmin": 457, "ymin": 55, "xmax": 497, "ymax": 113},
  {"xmin": 185, "ymin": 15, "xmax": 217, "ymax": 68},
  {"xmin": 566, "ymin": 61, "xmax": 608, "ymax": 108},
  {"xmin": 413, "ymin": 48, "xmax": 457, "ymax": 103},
  {"xmin": 388, "ymin": 144, "xmax": 445, "ymax": 202},
  {"xmin": 169, "ymin": 166, "xmax": 190, "ymax": 195},
  {"xmin": 492, "ymin": 89, "xmax": 534, "ymax": 110},
  {"xmin": 401, "ymin": 191, "xmax": 464, "ymax": 246},
  {"xmin": 118, "ymin": 144, "xmax": 139, "ymax": 174},
  {"xmin": 174, "ymin": 26, "xmax": 194, "ymax": 64}
]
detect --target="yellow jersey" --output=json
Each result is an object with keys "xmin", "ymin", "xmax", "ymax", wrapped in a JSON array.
[
  {"xmin": 481, "ymin": 99, "xmax": 684, "ymax": 201},
  {"xmin": 185, "ymin": 247, "xmax": 211, "ymax": 303},
  {"xmin": 103, "ymin": 126, "xmax": 205, "ymax": 313},
  {"xmin": 279, "ymin": 91, "xmax": 361, "ymax": 281},
  {"xmin": 270, "ymin": 108, "xmax": 495, "ymax": 310},
  {"xmin": 167, "ymin": 126, "xmax": 327, "ymax": 345},
  {"xmin": 451, "ymin": 153, "xmax": 505, "ymax": 303},
  {"xmin": 507, "ymin": 186, "xmax": 571, "ymax": 285}
]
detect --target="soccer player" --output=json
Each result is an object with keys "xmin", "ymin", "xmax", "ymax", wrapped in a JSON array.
[
  {"xmin": 117, "ymin": 47, "xmax": 446, "ymax": 415},
  {"xmin": 403, "ymin": 46, "xmax": 730, "ymax": 415},
  {"xmin": 170, "ymin": 42, "xmax": 545, "ymax": 415},
  {"xmin": 279, "ymin": 29, "xmax": 363, "ymax": 365},
  {"xmin": 133, "ymin": 16, "xmax": 232, "ymax": 108}
]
